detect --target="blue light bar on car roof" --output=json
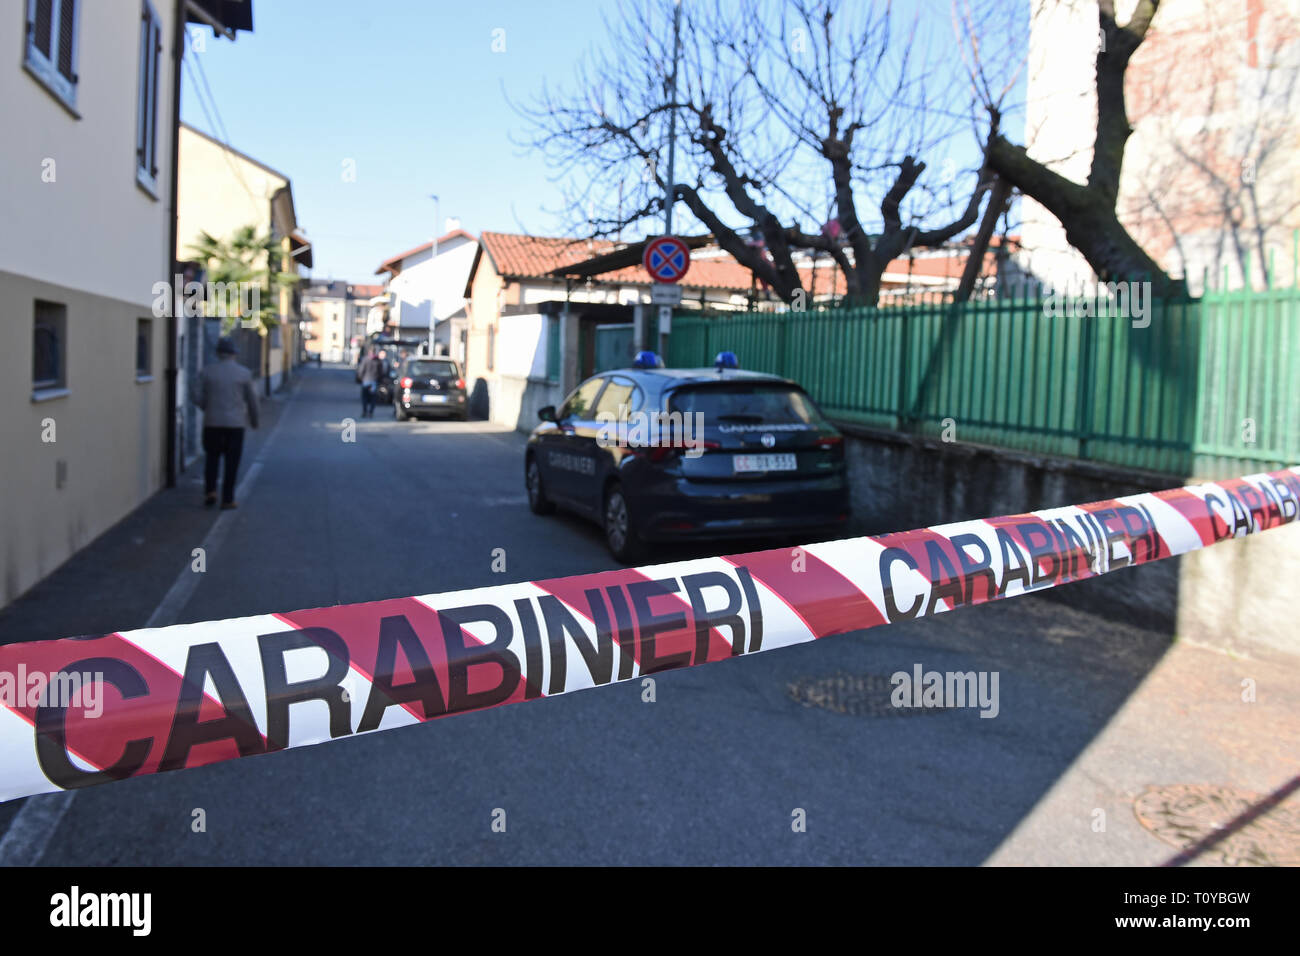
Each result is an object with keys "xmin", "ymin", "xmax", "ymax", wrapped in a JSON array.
[
  {"xmin": 633, "ymin": 350, "xmax": 663, "ymax": 368},
  {"xmin": 714, "ymin": 351, "xmax": 740, "ymax": 370}
]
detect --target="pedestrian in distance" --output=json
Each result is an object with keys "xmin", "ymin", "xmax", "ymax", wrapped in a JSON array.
[
  {"xmin": 358, "ymin": 348, "xmax": 385, "ymax": 418},
  {"xmin": 192, "ymin": 336, "xmax": 259, "ymax": 510}
]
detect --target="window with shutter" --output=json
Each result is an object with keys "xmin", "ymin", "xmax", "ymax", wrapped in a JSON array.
[
  {"xmin": 56, "ymin": 0, "xmax": 75, "ymax": 79},
  {"xmin": 24, "ymin": 0, "xmax": 78, "ymax": 111},
  {"xmin": 31, "ymin": 0, "xmax": 52, "ymax": 57},
  {"xmin": 136, "ymin": 1, "xmax": 163, "ymax": 194}
]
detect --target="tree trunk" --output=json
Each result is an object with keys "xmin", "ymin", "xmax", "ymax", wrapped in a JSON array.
[
  {"xmin": 988, "ymin": 137, "xmax": 1183, "ymax": 295},
  {"xmin": 954, "ymin": 176, "xmax": 1012, "ymax": 303}
]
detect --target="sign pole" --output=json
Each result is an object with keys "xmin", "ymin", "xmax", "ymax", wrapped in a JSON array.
[{"xmin": 664, "ymin": 0, "xmax": 682, "ymax": 235}]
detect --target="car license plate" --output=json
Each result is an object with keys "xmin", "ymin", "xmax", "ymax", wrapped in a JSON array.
[
  {"xmin": 733, "ymin": 453, "xmax": 796, "ymax": 473},
  {"xmin": 421, "ymin": 394, "xmax": 447, "ymax": 403}
]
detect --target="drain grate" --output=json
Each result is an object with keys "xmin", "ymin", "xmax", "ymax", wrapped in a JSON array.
[
  {"xmin": 787, "ymin": 673, "xmax": 952, "ymax": 717},
  {"xmin": 1133, "ymin": 783, "xmax": 1300, "ymax": 866}
]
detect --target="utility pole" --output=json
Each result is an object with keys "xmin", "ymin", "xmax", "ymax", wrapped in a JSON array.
[
  {"xmin": 664, "ymin": 0, "xmax": 682, "ymax": 236},
  {"xmin": 429, "ymin": 193, "xmax": 439, "ymax": 356}
]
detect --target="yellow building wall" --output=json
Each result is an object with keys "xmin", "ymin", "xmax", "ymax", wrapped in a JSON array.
[
  {"xmin": 0, "ymin": 272, "xmax": 165, "ymax": 606},
  {"xmin": 176, "ymin": 126, "xmax": 285, "ymax": 264},
  {"xmin": 0, "ymin": 1, "xmax": 177, "ymax": 608},
  {"xmin": 466, "ymin": 255, "xmax": 505, "ymax": 387}
]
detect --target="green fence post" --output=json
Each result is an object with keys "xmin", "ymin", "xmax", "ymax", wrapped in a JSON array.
[
  {"xmin": 778, "ymin": 311, "xmax": 789, "ymax": 379},
  {"xmin": 1077, "ymin": 308, "xmax": 1095, "ymax": 461},
  {"xmin": 897, "ymin": 306, "xmax": 911, "ymax": 431}
]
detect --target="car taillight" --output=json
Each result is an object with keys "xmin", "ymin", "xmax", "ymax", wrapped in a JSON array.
[
  {"xmin": 816, "ymin": 435, "xmax": 843, "ymax": 449},
  {"xmin": 631, "ymin": 439, "xmax": 720, "ymax": 463},
  {"xmin": 628, "ymin": 445, "xmax": 678, "ymax": 463},
  {"xmin": 455, "ymin": 378, "xmax": 465, "ymax": 389},
  {"xmin": 400, "ymin": 377, "xmax": 413, "ymax": 388},
  {"xmin": 638, "ymin": 446, "xmax": 678, "ymax": 463}
]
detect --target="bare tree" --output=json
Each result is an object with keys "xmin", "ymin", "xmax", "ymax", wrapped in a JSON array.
[
  {"xmin": 948, "ymin": 0, "xmax": 1024, "ymax": 301},
  {"xmin": 1118, "ymin": 1, "xmax": 1300, "ymax": 291},
  {"xmin": 518, "ymin": 0, "xmax": 1005, "ymax": 307},
  {"xmin": 983, "ymin": 0, "xmax": 1185, "ymax": 293}
]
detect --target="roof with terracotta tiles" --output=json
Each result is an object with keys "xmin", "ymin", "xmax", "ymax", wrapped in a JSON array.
[
  {"xmin": 471, "ymin": 230, "xmax": 999, "ymax": 297},
  {"xmin": 478, "ymin": 232, "xmax": 773, "ymax": 292},
  {"xmin": 479, "ymin": 232, "xmax": 618, "ymax": 279}
]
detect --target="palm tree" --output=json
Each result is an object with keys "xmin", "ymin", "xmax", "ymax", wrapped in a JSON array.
[{"xmin": 186, "ymin": 225, "xmax": 300, "ymax": 333}]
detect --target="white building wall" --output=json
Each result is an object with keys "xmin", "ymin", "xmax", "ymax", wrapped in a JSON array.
[
  {"xmin": 387, "ymin": 236, "xmax": 478, "ymax": 332},
  {"xmin": 485, "ymin": 312, "xmax": 556, "ymax": 431},
  {"xmin": 0, "ymin": 0, "xmax": 177, "ymax": 308},
  {"xmin": 1017, "ymin": 0, "xmax": 1119, "ymax": 290},
  {"xmin": 497, "ymin": 313, "xmax": 548, "ymax": 380}
]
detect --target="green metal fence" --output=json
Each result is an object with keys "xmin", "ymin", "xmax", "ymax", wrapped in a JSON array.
[
  {"xmin": 666, "ymin": 286, "xmax": 1300, "ymax": 480},
  {"xmin": 1194, "ymin": 282, "xmax": 1300, "ymax": 478}
]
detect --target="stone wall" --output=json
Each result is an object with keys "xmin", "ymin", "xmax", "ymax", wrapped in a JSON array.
[{"xmin": 836, "ymin": 422, "xmax": 1298, "ymax": 660}]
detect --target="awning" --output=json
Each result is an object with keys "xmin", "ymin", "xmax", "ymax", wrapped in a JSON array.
[
  {"xmin": 186, "ymin": 0, "xmax": 254, "ymax": 36},
  {"xmin": 289, "ymin": 232, "xmax": 312, "ymax": 269}
]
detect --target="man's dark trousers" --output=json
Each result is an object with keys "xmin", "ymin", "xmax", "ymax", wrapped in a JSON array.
[{"xmin": 203, "ymin": 426, "xmax": 246, "ymax": 504}]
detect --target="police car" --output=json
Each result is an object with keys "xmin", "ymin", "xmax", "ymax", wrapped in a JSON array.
[{"xmin": 525, "ymin": 352, "xmax": 851, "ymax": 561}]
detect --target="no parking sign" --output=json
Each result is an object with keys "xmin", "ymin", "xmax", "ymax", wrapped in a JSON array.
[{"xmin": 643, "ymin": 235, "xmax": 691, "ymax": 283}]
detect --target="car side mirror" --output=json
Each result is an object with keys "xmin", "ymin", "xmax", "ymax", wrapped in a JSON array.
[{"xmin": 538, "ymin": 405, "xmax": 558, "ymax": 423}]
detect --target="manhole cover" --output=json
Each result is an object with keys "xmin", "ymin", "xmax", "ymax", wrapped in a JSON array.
[
  {"xmin": 787, "ymin": 673, "xmax": 952, "ymax": 717},
  {"xmin": 1133, "ymin": 784, "xmax": 1300, "ymax": 866}
]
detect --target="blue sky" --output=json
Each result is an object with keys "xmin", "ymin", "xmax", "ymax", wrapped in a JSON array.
[
  {"xmin": 181, "ymin": 0, "xmax": 611, "ymax": 281},
  {"xmin": 181, "ymin": 0, "xmax": 1025, "ymax": 283}
]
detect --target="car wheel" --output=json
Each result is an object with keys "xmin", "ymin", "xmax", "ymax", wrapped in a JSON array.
[
  {"xmin": 526, "ymin": 457, "xmax": 555, "ymax": 515},
  {"xmin": 602, "ymin": 483, "xmax": 644, "ymax": 563},
  {"xmin": 456, "ymin": 409, "xmax": 469, "ymax": 422}
]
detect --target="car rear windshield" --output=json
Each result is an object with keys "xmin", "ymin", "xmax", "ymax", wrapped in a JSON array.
[
  {"xmin": 407, "ymin": 361, "xmax": 458, "ymax": 378},
  {"xmin": 667, "ymin": 383, "xmax": 826, "ymax": 425}
]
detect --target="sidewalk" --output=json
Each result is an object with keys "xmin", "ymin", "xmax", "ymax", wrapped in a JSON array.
[
  {"xmin": 0, "ymin": 375, "xmax": 303, "ymax": 842},
  {"xmin": 0, "ymin": 378, "xmax": 296, "ymax": 647},
  {"xmin": 986, "ymin": 636, "xmax": 1300, "ymax": 866}
]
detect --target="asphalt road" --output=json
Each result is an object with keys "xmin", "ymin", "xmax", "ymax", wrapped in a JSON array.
[{"xmin": 1, "ymin": 365, "xmax": 1294, "ymax": 865}]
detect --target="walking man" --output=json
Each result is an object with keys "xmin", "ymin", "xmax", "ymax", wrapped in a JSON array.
[
  {"xmin": 193, "ymin": 336, "xmax": 259, "ymax": 509},
  {"xmin": 358, "ymin": 348, "xmax": 385, "ymax": 418}
]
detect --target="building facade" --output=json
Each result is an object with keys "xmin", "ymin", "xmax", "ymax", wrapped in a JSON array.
[
  {"xmin": 0, "ymin": 0, "xmax": 250, "ymax": 608},
  {"xmin": 376, "ymin": 227, "xmax": 479, "ymax": 360},
  {"xmin": 176, "ymin": 122, "xmax": 309, "ymax": 401},
  {"xmin": 300, "ymin": 280, "xmax": 384, "ymax": 363},
  {"xmin": 462, "ymin": 232, "xmax": 773, "ymax": 431},
  {"xmin": 1018, "ymin": 0, "xmax": 1300, "ymax": 292},
  {"xmin": 460, "ymin": 231, "xmax": 998, "ymax": 432}
]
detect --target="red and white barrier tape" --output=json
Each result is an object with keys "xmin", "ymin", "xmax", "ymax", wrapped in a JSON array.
[{"xmin": 1, "ymin": 467, "xmax": 1297, "ymax": 802}]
